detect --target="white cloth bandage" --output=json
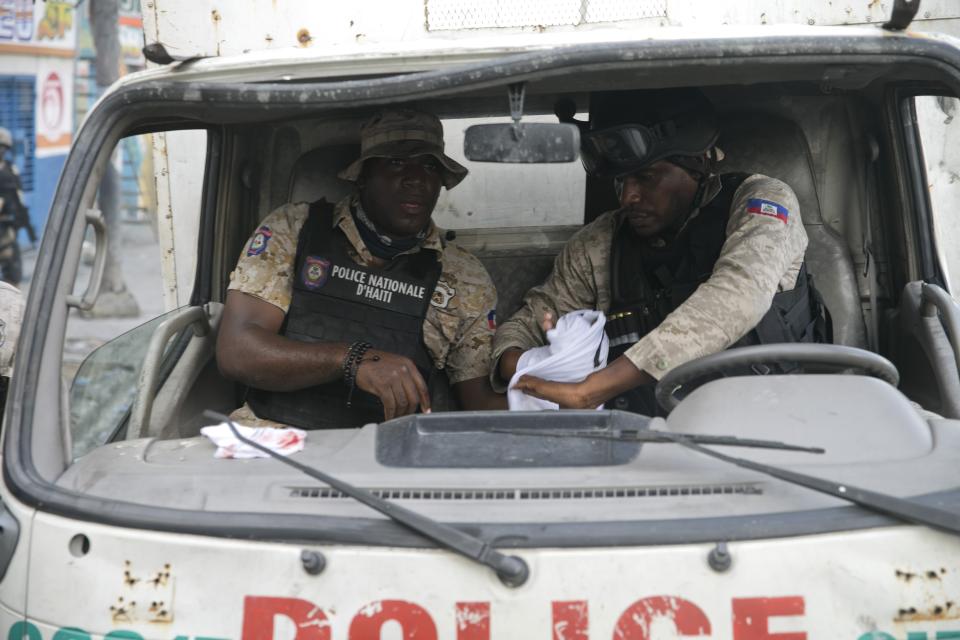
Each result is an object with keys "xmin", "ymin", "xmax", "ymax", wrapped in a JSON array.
[
  {"xmin": 508, "ymin": 310, "xmax": 609, "ymax": 411},
  {"xmin": 201, "ymin": 422, "xmax": 306, "ymax": 459}
]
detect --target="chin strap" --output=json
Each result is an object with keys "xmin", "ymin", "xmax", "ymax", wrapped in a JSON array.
[{"xmin": 670, "ymin": 146, "xmax": 725, "ymax": 212}]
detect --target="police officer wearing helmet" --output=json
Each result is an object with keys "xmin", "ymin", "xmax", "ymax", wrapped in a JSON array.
[
  {"xmin": 218, "ymin": 108, "xmax": 505, "ymax": 429},
  {"xmin": 493, "ymin": 88, "xmax": 827, "ymax": 414},
  {"xmin": 0, "ymin": 127, "xmax": 28, "ymax": 285}
]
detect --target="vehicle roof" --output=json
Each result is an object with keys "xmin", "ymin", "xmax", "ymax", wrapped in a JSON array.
[{"xmin": 125, "ymin": 24, "xmax": 956, "ymax": 88}]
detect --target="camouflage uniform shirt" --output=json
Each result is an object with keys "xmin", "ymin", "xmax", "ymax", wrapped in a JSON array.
[
  {"xmin": 492, "ymin": 174, "xmax": 808, "ymax": 388},
  {"xmin": 228, "ymin": 196, "xmax": 498, "ymax": 426},
  {"xmin": 0, "ymin": 281, "xmax": 22, "ymax": 378}
]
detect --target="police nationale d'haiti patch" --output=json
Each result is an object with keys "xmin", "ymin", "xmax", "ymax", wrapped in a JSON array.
[
  {"xmin": 301, "ymin": 256, "xmax": 332, "ymax": 289},
  {"xmin": 746, "ymin": 198, "xmax": 789, "ymax": 223},
  {"xmin": 247, "ymin": 226, "xmax": 273, "ymax": 256}
]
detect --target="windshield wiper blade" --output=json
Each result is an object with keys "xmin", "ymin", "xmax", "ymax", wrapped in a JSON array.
[
  {"xmin": 668, "ymin": 433, "xmax": 960, "ymax": 536},
  {"xmin": 492, "ymin": 427, "xmax": 824, "ymax": 454},
  {"xmin": 496, "ymin": 426, "xmax": 960, "ymax": 534},
  {"xmin": 203, "ymin": 411, "xmax": 529, "ymax": 587}
]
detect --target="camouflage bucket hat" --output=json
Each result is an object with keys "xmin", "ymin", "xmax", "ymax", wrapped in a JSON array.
[{"xmin": 338, "ymin": 109, "xmax": 468, "ymax": 190}]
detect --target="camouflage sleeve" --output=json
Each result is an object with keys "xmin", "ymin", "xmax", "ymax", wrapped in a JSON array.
[
  {"xmin": 226, "ymin": 203, "xmax": 310, "ymax": 313},
  {"xmin": 490, "ymin": 213, "xmax": 614, "ymax": 390},
  {"xmin": 432, "ymin": 246, "xmax": 500, "ymax": 385},
  {"xmin": 623, "ymin": 175, "xmax": 808, "ymax": 379}
]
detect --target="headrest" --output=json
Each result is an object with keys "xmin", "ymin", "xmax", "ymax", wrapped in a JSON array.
[{"xmin": 288, "ymin": 143, "xmax": 361, "ymax": 204}]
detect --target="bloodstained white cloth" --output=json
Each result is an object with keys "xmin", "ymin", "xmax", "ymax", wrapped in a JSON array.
[
  {"xmin": 507, "ymin": 310, "xmax": 609, "ymax": 411},
  {"xmin": 201, "ymin": 422, "xmax": 306, "ymax": 459}
]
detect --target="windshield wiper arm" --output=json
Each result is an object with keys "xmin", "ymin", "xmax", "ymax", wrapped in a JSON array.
[
  {"xmin": 203, "ymin": 411, "xmax": 529, "ymax": 587},
  {"xmin": 492, "ymin": 427, "xmax": 825, "ymax": 453},
  {"xmin": 668, "ymin": 433, "xmax": 960, "ymax": 536}
]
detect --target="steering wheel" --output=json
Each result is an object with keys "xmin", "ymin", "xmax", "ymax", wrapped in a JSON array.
[{"xmin": 654, "ymin": 344, "xmax": 900, "ymax": 414}]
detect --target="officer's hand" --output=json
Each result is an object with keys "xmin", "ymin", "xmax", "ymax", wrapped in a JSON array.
[
  {"xmin": 541, "ymin": 311, "xmax": 556, "ymax": 333},
  {"xmin": 355, "ymin": 350, "xmax": 431, "ymax": 421},
  {"xmin": 498, "ymin": 312, "xmax": 557, "ymax": 382},
  {"xmin": 512, "ymin": 375, "xmax": 595, "ymax": 409}
]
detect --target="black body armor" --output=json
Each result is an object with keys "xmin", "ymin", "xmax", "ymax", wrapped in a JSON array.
[
  {"xmin": 247, "ymin": 201, "xmax": 442, "ymax": 429},
  {"xmin": 604, "ymin": 173, "xmax": 829, "ymax": 414}
]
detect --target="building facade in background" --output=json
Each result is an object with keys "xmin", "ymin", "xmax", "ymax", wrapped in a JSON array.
[
  {"xmin": 76, "ymin": 0, "xmax": 152, "ymax": 225},
  {"xmin": 0, "ymin": 0, "xmax": 150, "ymax": 245},
  {"xmin": 0, "ymin": 0, "xmax": 76, "ymax": 241}
]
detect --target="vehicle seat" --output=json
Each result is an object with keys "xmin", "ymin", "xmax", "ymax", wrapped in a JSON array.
[
  {"xmin": 289, "ymin": 144, "xmax": 360, "ymax": 206},
  {"xmin": 717, "ymin": 113, "xmax": 866, "ymax": 347}
]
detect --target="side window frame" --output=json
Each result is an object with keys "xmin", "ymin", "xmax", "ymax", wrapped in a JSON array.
[
  {"xmin": 889, "ymin": 85, "xmax": 958, "ymax": 290},
  {"xmin": 911, "ymin": 93, "xmax": 960, "ymax": 294}
]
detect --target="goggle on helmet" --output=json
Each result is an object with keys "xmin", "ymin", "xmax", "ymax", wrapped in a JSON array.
[{"xmin": 580, "ymin": 112, "xmax": 720, "ymax": 179}]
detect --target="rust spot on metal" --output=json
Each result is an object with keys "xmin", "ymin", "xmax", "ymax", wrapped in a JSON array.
[
  {"xmin": 149, "ymin": 563, "xmax": 172, "ymax": 588},
  {"xmin": 149, "ymin": 599, "xmax": 173, "ymax": 623},
  {"xmin": 894, "ymin": 566, "xmax": 958, "ymax": 624},
  {"xmin": 110, "ymin": 596, "xmax": 135, "ymax": 623},
  {"xmin": 114, "ymin": 561, "xmax": 174, "ymax": 624},
  {"xmin": 894, "ymin": 600, "xmax": 958, "ymax": 622},
  {"xmin": 123, "ymin": 560, "xmax": 140, "ymax": 586},
  {"xmin": 297, "ymin": 28, "xmax": 312, "ymax": 46}
]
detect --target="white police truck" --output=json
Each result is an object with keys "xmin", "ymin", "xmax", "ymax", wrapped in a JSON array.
[{"xmin": 2, "ymin": 0, "xmax": 960, "ymax": 638}]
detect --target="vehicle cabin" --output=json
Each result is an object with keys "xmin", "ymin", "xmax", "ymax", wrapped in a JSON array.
[{"xmin": 5, "ymin": 24, "xmax": 960, "ymax": 592}]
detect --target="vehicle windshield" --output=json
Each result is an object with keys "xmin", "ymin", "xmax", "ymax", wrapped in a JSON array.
[{"xmin": 11, "ymin": 35, "xmax": 960, "ymax": 547}]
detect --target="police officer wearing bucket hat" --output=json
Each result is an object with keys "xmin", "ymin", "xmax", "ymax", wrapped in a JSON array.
[
  {"xmin": 493, "ymin": 89, "xmax": 828, "ymax": 414},
  {"xmin": 218, "ymin": 109, "xmax": 505, "ymax": 429}
]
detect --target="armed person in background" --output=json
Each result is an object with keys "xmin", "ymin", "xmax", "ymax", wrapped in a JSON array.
[
  {"xmin": 0, "ymin": 128, "xmax": 34, "ymax": 286},
  {"xmin": 218, "ymin": 109, "xmax": 505, "ymax": 429},
  {"xmin": 493, "ymin": 89, "xmax": 828, "ymax": 414}
]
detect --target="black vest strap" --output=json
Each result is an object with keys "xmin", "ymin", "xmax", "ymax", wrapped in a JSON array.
[{"xmin": 247, "ymin": 201, "xmax": 442, "ymax": 429}]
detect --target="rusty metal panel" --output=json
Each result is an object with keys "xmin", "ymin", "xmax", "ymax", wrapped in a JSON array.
[
  {"xmin": 21, "ymin": 509, "xmax": 960, "ymax": 638},
  {"xmin": 666, "ymin": 0, "xmax": 960, "ymax": 27},
  {"xmin": 141, "ymin": 0, "xmax": 960, "ymax": 60},
  {"xmin": 425, "ymin": 0, "xmax": 667, "ymax": 31}
]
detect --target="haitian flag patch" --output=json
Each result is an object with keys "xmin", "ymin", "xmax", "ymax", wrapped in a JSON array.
[
  {"xmin": 301, "ymin": 256, "xmax": 332, "ymax": 289},
  {"xmin": 746, "ymin": 198, "xmax": 789, "ymax": 224},
  {"xmin": 487, "ymin": 310, "xmax": 497, "ymax": 330},
  {"xmin": 247, "ymin": 226, "xmax": 273, "ymax": 256}
]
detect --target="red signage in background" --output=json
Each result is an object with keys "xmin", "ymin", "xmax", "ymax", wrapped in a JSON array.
[{"xmin": 40, "ymin": 72, "xmax": 63, "ymax": 131}]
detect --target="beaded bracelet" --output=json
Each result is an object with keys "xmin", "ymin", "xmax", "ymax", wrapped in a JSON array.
[{"xmin": 342, "ymin": 341, "xmax": 372, "ymax": 407}]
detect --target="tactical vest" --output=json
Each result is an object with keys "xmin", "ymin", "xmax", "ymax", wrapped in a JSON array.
[
  {"xmin": 247, "ymin": 201, "xmax": 442, "ymax": 429},
  {"xmin": 605, "ymin": 172, "xmax": 829, "ymax": 414}
]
